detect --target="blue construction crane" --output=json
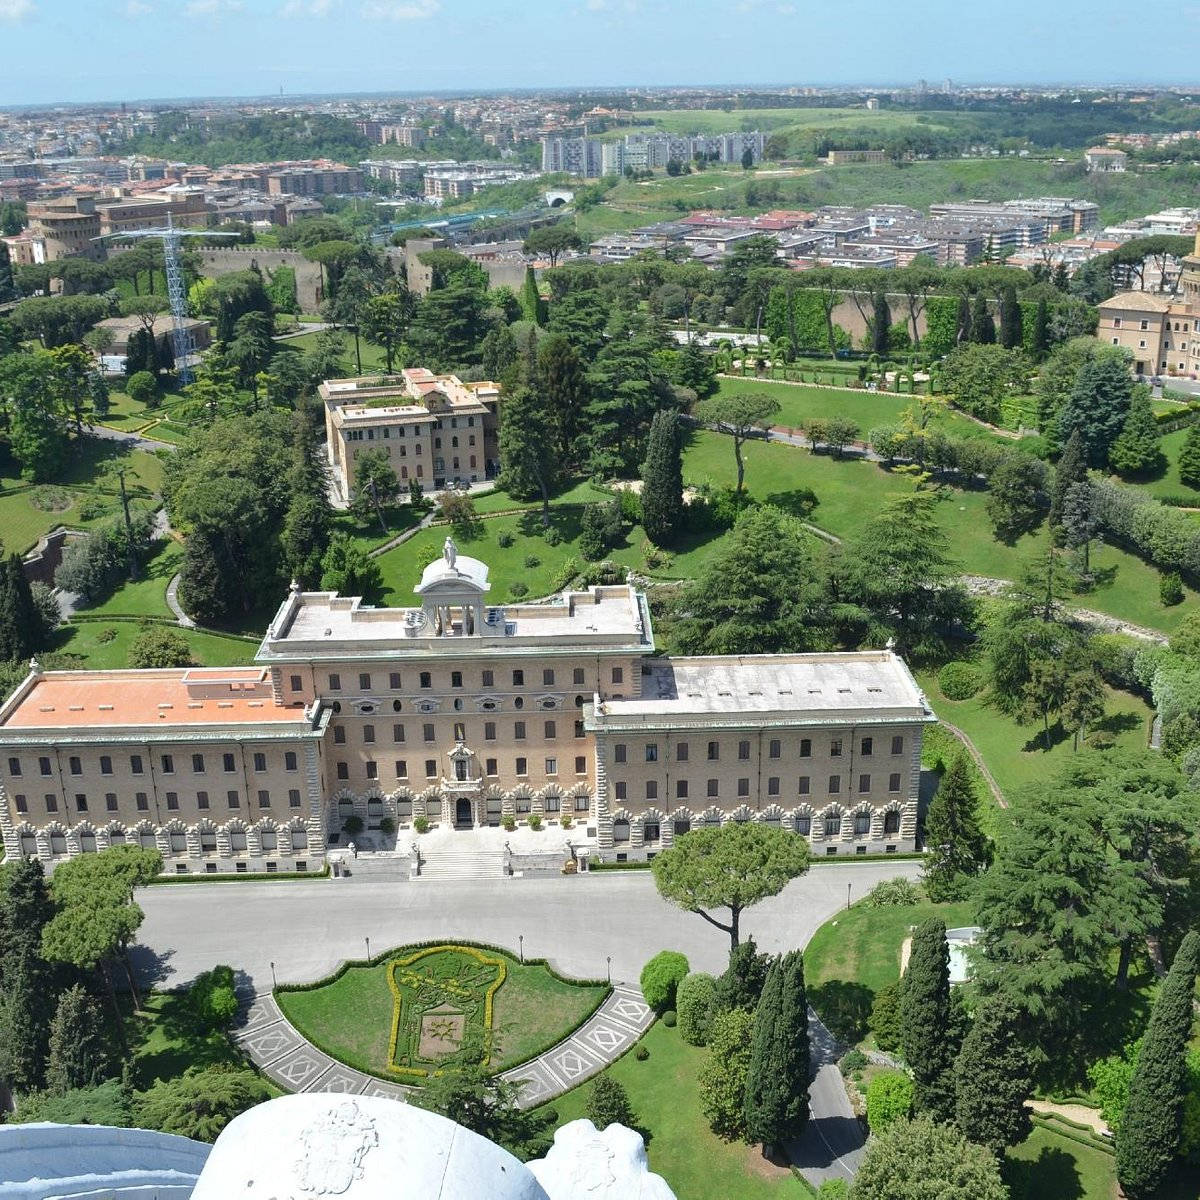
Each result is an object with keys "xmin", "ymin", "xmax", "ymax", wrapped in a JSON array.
[{"xmin": 95, "ymin": 216, "xmax": 238, "ymax": 384}]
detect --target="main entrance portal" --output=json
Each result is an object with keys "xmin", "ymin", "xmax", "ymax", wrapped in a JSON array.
[{"xmin": 455, "ymin": 798, "xmax": 473, "ymax": 827}]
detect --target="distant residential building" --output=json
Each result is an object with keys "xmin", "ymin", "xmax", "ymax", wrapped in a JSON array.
[
  {"xmin": 1085, "ymin": 146, "xmax": 1128, "ymax": 173},
  {"xmin": 265, "ymin": 160, "xmax": 362, "ymax": 196},
  {"xmin": 90, "ymin": 314, "xmax": 211, "ymax": 359},
  {"xmin": 541, "ymin": 131, "xmax": 765, "ymax": 178},
  {"xmin": 825, "ymin": 149, "xmax": 886, "ymax": 165},
  {"xmin": 360, "ymin": 159, "xmax": 431, "ymax": 190},
  {"xmin": 321, "ymin": 369, "xmax": 502, "ymax": 501}
]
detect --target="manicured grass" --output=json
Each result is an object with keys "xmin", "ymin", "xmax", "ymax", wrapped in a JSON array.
[
  {"xmin": 1005, "ymin": 1123, "xmax": 1117, "ymax": 1200},
  {"xmin": 917, "ymin": 669, "xmax": 1154, "ymax": 801},
  {"xmin": 333, "ymin": 504, "xmax": 424, "ymax": 555},
  {"xmin": 53, "ymin": 620, "xmax": 258, "ymax": 670},
  {"xmin": 278, "ymin": 330, "xmax": 391, "ymax": 375},
  {"xmin": 277, "ymin": 945, "xmax": 608, "ymax": 1081},
  {"xmin": 1125, "ymin": 426, "xmax": 1200, "ymax": 505},
  {"xmin": 803, "ymin": 898, "xmax": 976, "ymax": 1045},
  {"xmin": 683, "ymin": 430, "xmax": 1197, "ymax": 633},
  {"xmin": 76, "ymin": 541, "xmax": 182, "ymax": 620},
  {"xmin": 544, "ymin": 1020, "xmax": 807, "ymax": 1200},
  {"xmin": 129, "ymin": 989, "xmax": 259, "ymax": 1090}
]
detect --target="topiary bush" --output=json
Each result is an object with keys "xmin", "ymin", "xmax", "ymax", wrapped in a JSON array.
[
  {"xmin": 634, "ymin": 1045, "xmax": 649, "ymax": 1061},
  {"xmin": 866, "ymin": 1070, "xmax": 914, "ymax": 1132},
  {"xmin": 640, "ymin": 950, "xmax": 690, "ymax": 1013},
  {"xmin": 937, "ymin": 661, "xmax": 983, "ymax": 701},
  {"xmin": 413, "ymin": 816, "xmax": 430, "ymax": 834},
  {"xmin": 509, "ymin": 582, "xmax": 529, "ymax": 598},
  {"xmin": 379, "ymin": 817, "xmax": 395, "ymax": 835},
  {"xmin": 661, "ymin": 1010, "xmax": 676, "ymax": 1027},
  {"xmin": 523, "ymin": 554, "xmax": 541, "ymax": 569},
  {"xmin": 586, "ymin": 1075, "xmax": 635, "ymax": 1130},
  {"xmin": 543, "ymin": 527, "xmax": 562, "ymax": 547},
  {"xmin": 863, "ymin": 878, "xmax": 922, "ymax": 908},
  {"xmin": 190, "ymin": 964, "xmax": 238, "ymax": 1028},
  {"xmin": 1161, "ymin": 571, "xmax": 1185, "ymax": 606},
  {"xmin": 342, "ymin": 815, "xmax": 364, "ymax": 836},
  {"xmin": 497, "ymin": 531, "xmax": 515, "ymax": 548},
  {"xmin": 677, "ymin": 972, "xmax": 718, "ymax": 1046},
  {"xmin": 868, "ymin": 981, "xmax": 905, "ymax": 1052}
]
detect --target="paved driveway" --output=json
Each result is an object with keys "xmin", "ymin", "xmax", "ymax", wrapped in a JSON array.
[{"xmin": 133, "ymin": 859, "xmax": 918, "ymax": 990}]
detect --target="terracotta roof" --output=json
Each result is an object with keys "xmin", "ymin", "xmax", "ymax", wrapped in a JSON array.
[
  {"xmin": 1, "ymin": 670, "xmax": 306, "ymax": 730},
  {"xmin": 1099, "ymin": 291, "xmax": 1176, "ymax": 313}
]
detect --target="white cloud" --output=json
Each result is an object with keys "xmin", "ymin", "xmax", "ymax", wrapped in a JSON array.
[
  {"xmin": 279, "ymin": 0, "xmax": 336, "ymax": 13},
  {"xmin": 0, "ymin": 0, "xmax": 34, "ymax": 21},
  {"xmin": 184, "ymin": 0, "xmax": 243, "ymax": 15},
  {"xmin": 361, "ymin": 0, "xmax": 439, "ymax": 18},
  {"xmin": 125, "ymin": 0, "xmax": 154, "ymax": 15}
]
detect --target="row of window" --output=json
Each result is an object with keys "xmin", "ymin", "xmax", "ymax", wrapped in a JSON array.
[
  {"xmin": 612, "ymin": 771, "xmax": 903, "ymax": 801},
  {"xmin": 335, "ymin": 795, "xmax": 591, "ymax": 815},
  {"xmin": 613, "ymin": 735, "xmax": 905, "ymax": 764},
  {"xmin": 613, "ymin": 811, "xmax": 903, "ymax": 842},
  {"xmin": 346, "ymin": 414, "xmax": 480, "ymax": 439},
  {"xmin": 20, "ymin": 831, "xmax": 311, "ymax": 857},
  {"xmin": 331, "ymin": 719, "xmax": 585, "ymax": 746},
  {"xmin": 334, "ymin": 755, "xmax": 588, "ymax": 782},
  {"xmin": 12, "ymin": 787, "xmax": 305, "ymax": 815},
  {"xmin": 7, "ymin": 751, "xmax": 301, "ymax": 779},
  {"xmin": 316, "ymin": 666, "xmax": 618, "ymax": 693}
]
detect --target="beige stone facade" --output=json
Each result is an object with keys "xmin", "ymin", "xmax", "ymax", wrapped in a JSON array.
[
  {"xmin": 1097, "ymin": 231, "xmax": 1200, "ymax": 379},
  {"xmin": 0, "ymin": 548, "xmax": 934, "ymax": 874},
  {"xmin": 321, "ymin": 370, "xmax": 501, "ymax": 502}
]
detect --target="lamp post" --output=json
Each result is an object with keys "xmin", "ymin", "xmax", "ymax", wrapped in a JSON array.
[
  {"xmin": 365, "ymin": 935, "xmax": 371, "ymax": 963},
  {"xmin": 270, "ymin": 960, "xmax": 277, "ymax": 989},
  {"xmin": 519, "ymin": 935, "xmax": 524, "ymax": 965},
  {"xmin": 606, "ymin": 956, "xmax": 611, "ymax": 984},
  {"xmin": 846, "ymin": 882, "xmax": 852, "ymax": 911}
]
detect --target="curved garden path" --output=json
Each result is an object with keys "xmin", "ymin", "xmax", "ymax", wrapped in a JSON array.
[{"xmin": 231, "ymin": 978, "xmax": 653, "ymax": 1110}]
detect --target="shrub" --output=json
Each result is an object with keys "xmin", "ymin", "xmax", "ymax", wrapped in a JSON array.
[
  {"xmin": 126, "ymin": 371, "xmax": 159, "ymax": 407},
  {"xmin": 523, "ymin": 554, "xmax": 541, "ymax": 569},
  {"xmin": 342, "ymin": 815, "xmax": 364, "ymax": 836},
  {"xmin": 866, "ymin": 1071, "xmax": 914, "ymax": 1132},
  {"xmin": 379, "ymin": 817, "xmax": 395, "ymax": 835},
  {"xmin": 677, "ymin": 972, "xmax": 718, "ymax": 1045},
  {"xmin": 640, "ymin": 950, "xmax": 690, "ymax": 1013},
  {"xmin": 662, "ymin": 1010, "xmax": 677, "ymax": 1027},
  {"xmin": 560, "ymin": 813, "xmax": 573, "ymax": 829},
  {"xmin": 1161, "ymin": 572, "xmax": 1185, "ymax": 606},
  {"xmin": 509, "ymin": 582, "xmax": 529, "ymax": 598},
  {"xmin": 30, "ymin": 582, "xmax": 59, "ymax": 636},
  {"xmin": 864, "ymin": 878, "xmax": 922, "ymax": 907},
  {"xmin": 634, "ymin": 1045, "xmax": 649, "ymax": 1061},
  {"xmin": 698, "ymin": 1007, "xmax": 755, "ymax": 1139},
  {"xmin": 501, "ymin": 815, "xmax": 516, "ymax": 832},
  {"xmin": 586, "ymin": 1076, "xmax": 635, "ymax": 1130},
  {"xmin": 817, "ymin": 1180, "xmax": 850, "ymax": 1199},
  {"xmin": 497, "ymin": 531, "xmax": 515, "ymax": 548},
  {"xmin": 869, "ymin": 981, "xmax": 905, "ymax": 1052},
  {"xmin": 543, "ymin": 526, "xmax": 562, "ymax": 547},
  {"xmin": 528, "ymin": 813, "xmax": 542, "ymax": 831},
  {"xmin": 841, "ymin": 1049, "xmax": 869, "ymax": 1073},
  {"xmin": 1091, "ymin": 633, "xmax": 1142, "ymax": 690},
  {"xmin": 937, "ymin": 661, "xmax": 983, "ymax": 701},
  {"xmin": 413, "ymin": 816, "xmax": 430, "ymax": 834},
  {"xmin": 189, "ymin": 965, "xmax": 238, "ymax": 1030},
  {"xmin": 129, "ymin": 625, "xmax": 195, "ymax": 669}
]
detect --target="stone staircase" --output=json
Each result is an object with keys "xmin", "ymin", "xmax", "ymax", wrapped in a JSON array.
[
  {"xmin": 338, "ymin": 852, "xmax": 413, "ymax": 882},
  {"xmin": 415, "ymin": 842, "xmax": 507, "ymax": 882}
]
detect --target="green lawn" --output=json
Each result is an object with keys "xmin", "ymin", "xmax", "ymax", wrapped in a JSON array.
[
  {"xmin": 803, "ymin": 898, "xmax": 976, "ymax": 1045},
  {"xmin": 683, "ymin": 430, "xmax": 1198, "ymax": 633},
  {"xmin": 1005, "ymin": 1122, "xmax": 1117, "ymax": 1200},
  {"xmin": 53, "ymin": 619, "xmax": 258, "ymax": 670},
  {"xmin": 917, "ymin": 670, "xmax": 1154, "ymax": 801},
  {"xmin": 544, "ymin": 1019, "xmax": 807, "ymax": 1200},
  {"xmin": 276, "ymin": 945, "xmax": 608, "ymax": 1080},
  {"xmin": 75, "ymin": 541, "xmax": 182, "ymax": 620},
  {"xmin": 278, "ymin": 330, "xmax": 391, "ymax": 375},
  {"xmin": 129, "ymin": 989, "xmax": 260, "ymax": 1090},
  {"xmin": 1124, "ymin": 426, "xmax": 1200, "ymax": 506}
]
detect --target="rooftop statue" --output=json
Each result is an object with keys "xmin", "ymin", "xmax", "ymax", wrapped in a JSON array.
[{"xmin": 443, "ymin": 536, "xmax": 458, "ymax": 571}]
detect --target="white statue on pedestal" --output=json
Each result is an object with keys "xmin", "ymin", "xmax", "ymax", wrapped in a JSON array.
[{"xmin": 443, "ymin": 536, "xmax": 458, "ymax": 571}]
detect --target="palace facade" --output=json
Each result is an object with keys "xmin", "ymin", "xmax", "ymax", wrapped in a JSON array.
[{"xmin": 0, "ymin": 544, "xmax": 935, "ymax": 873}]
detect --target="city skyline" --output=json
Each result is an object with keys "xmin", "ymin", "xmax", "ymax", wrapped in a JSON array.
[{"xmin": 0, "ymin": 0, "xmax": 1195, "ymax": 107}]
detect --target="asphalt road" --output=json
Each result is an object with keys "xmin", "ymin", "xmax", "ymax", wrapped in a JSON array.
[{"xmin": 133, "ymin": 859, "xmax": 919, "ymax": 991}]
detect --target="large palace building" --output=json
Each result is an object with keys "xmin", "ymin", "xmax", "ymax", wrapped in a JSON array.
[{"xmin": 0, "ymin": 543, "xmax": 935, "ymax": 874}]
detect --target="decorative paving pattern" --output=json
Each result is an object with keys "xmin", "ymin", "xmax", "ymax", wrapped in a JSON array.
[{"xmin": 233, "ymin": 980, "xmax": 654, "ymax": 1110}]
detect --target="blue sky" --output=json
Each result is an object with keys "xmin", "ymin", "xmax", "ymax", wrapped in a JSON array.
[{"xmin": 0, "ymin": 0, "xmax": 1192, "ymax": 106}]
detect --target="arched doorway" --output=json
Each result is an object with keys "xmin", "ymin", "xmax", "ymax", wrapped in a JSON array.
[{"xmin": 455, "ymin": 798, "xmax": 473, "ymax": 827}]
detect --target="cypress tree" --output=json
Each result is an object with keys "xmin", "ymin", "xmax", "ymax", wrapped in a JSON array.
[
  {"xmin": 46, "ymin": 985, "xmax": 108, "ymax": 1095},
  {"xmin": 1049, "ymin": 427, "xmax": 1088, "ymax": 529},
  {"xmin": 519, "ymin": 266, "xmax": 546, "ymax": 326},
  {"xmin": 922, "ymin": 751, "xmax": 991, "ymax": 902},
  {"xmin": 954, "ymin": 995, "xmax": 1034, "ymax": 1156},
  {"xmin": 1107, "ymin": 391, "xmax": 1165, "ymax": 478},
  {"xmin": 955, "ymin": 293, "xmax": 972, "ymax": 345},
  {"xmin": 1116, "ymin": 931, "xmax": 1200, "ymax": 1198},
  {"xmin": 744, "ymin": 950, "xmax": 810, "ymax": 1153},
  {"xmin": 715, "ymin": 938, "xmax": 772, "ymax": 1014},
  {"xmin": 1180, "ymin": 423, "xmax": 1200, "ymax": 491},
  {"xmin": 999, "ymin": 285, "xmax": 1022, "ymax": 350},
  {"xmin": 899, "ymin": 917, "xmax": 958, "ymax": 1122},
  {"xmin": 871, "ymin": 291, "xmax": 891, "ymax": 354},
  {"xmin": 1032, "ymin": 297, "xmax": 1050, "ymax": 359},
  {"xmin": 177, "ymin": 527, "xmax": 233, "ymax": 627},
  {"xmin": 641, "ymin": 410, "xmax": 683, "ymax": 547},
  {"xmin": 970, "ymin": 295, "xmax": 995, "ymax": 344},
  {"xmin": 0, "ymin": 554, "xmax": 43, "ymax": 662}
]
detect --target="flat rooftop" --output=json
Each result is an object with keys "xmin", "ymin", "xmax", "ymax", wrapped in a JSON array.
[
  {"xmin": 258, "ymin": 586, "xmax": 652, "ymax": 660},
  {"xmin": 0, "ymin": 669, "xmax": 309, "ymax": 731},
  {"xmin": 591, "ymin": 653, "xmax": 932, "ymax": 724}
]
